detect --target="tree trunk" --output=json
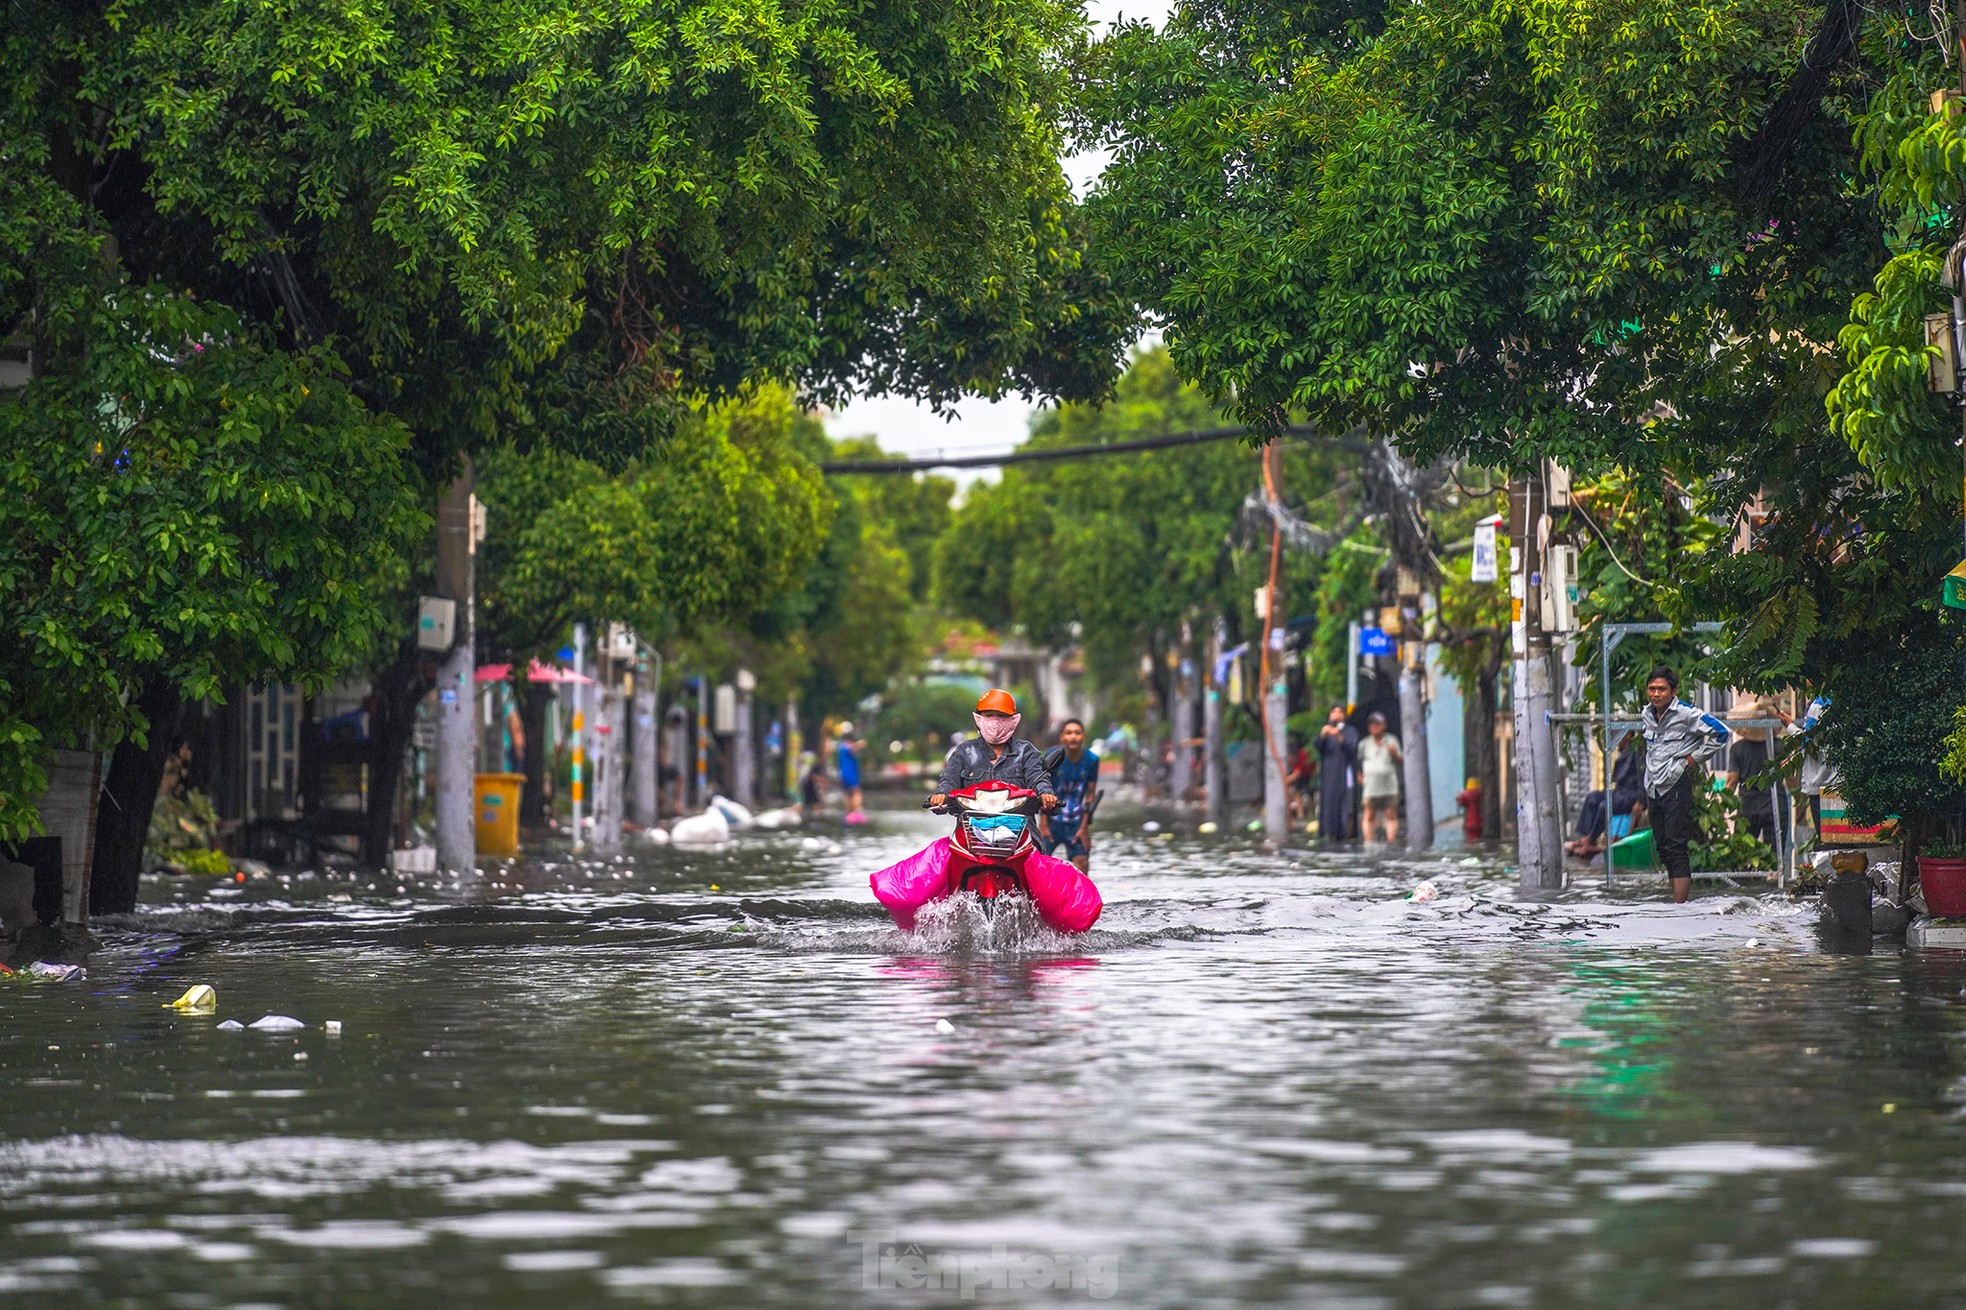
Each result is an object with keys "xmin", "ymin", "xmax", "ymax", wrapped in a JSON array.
[
  {"xmin": 1465, "ymin": 653, "xmax": 1504, "ymax": 843},
  {"xmin": 361, "ymin": 644, "xmax": 431, "ymax": 868},
  {"xmin": 89, "ymin": 678, "xmax": 183, "ymax": 915},
  {"xmin": 519, "ymin": 680, "xmax": 553, "ymax": 829}
]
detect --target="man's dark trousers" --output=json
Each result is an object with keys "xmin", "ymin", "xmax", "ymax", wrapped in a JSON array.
[{"xmin": 1651, "ymin": 771, "xmax": 1696, "ymax": 878}]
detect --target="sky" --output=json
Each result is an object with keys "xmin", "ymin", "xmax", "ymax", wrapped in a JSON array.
[{"xmin": 820, "ymin": 0, "xmax": 1174, "ymax": 475}]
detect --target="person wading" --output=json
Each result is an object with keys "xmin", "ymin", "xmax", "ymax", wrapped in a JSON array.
[
  {"xmin": 1358, "ymin": 711, "xmax": 1404, "ymax": 845},
  {"xmin": 1039, "ymin": 718, "xmax": 1099, "ymax": 873},
  {"xmin": 1640, "ymin": 666, "xmax": 1729, "ymax": 903},
  {"xmin": 1315, "ymin": 705, "xmax": 1358, "ymax": 842}
]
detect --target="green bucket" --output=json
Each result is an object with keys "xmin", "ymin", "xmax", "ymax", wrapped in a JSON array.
[{"xmin": 1609, "ymin": 828, "xmax": 1657, "ymax": 871}]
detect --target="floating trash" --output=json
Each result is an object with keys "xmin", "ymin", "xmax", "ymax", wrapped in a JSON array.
[
  {"xmin": 934, "ymin": 1019, "xmax": 956, "ymax": 1035},
  {"xmin": 324, "ymin": 1021, "xmax": 343, "ymax": 1037},
  {"xmin": 247, "ymin": 1015, "xmax": 305, "ymax": 1032},
  {"xmin": 217, "ymin": 1020, "xmax": 245, "ymax": 1032},
  {"xmin": 1407, "ymin": 881, "xmax": 1438, "ymax": 904},
  {"xmin": 1143, "ymin": 821, "xmax": 1162, "ymax": 833},
  {"xmin": 26, "ymin": 962, "xmax": 82, "ymax": 982},
  {"xmin": 1198, "ymin": 822, "xmax": 1219, "ymax": 835},
  {"xmin": 166, "ymin": 985, "xmax": 217, "ymax": 1012}
]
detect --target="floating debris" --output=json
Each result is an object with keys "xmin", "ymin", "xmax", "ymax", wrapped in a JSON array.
[
  {"xmin": 247, "ymin": 1015, "xmax": 305, "ymax": 1032},
  {"xmin": 166, "ymin": 985, "xmax": 217, "ymax": 1012}
]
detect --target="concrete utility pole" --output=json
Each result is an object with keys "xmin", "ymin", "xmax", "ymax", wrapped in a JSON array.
[
  {"xmin": 1260, "ymin": 442, "xmax": 1290, "ymax": 841},
  {"xmin": 630, "ymin": 652, "xmax": 658, "ymax": 829},
  {"xmin": 591, "ymin": 646, "xmax": 624, "ymax": 853},
  {"xmin": 433, "ymin": 466, "xmax": 477, "ymax": 874},
  {"xmin": 570, "ymin": 623, "xmax": 587, "ymax": 851},
  {"xmin": 1397, "ymin": 574, "xmax": 1434, "ymax": 852},
  {"xmin": 774, "ymin": 692, "xmax": 790, "ymax": 794},
  {"xmin": 1510, "ymin": 473, "xmax": 1565, "ymax": 889},
  {"xmin": 733, "ymin": 670, "xmax": 756, "ymax": 807},
  {"xmin": 694, "ymin": 678, "xmax": 709, "ymax": 810},
  {"xmin": 1204, "ymin": 618, "xmax": 1226, "ymax": 823},
  {"xmin": 1170, "ymin": 626, "xmax": 1195, "ymax": 805}
]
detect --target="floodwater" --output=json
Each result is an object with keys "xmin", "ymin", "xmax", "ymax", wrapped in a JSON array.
[{"xmin": 4, "ymin": 803, "xmax": 1966, "ymax": 1308}]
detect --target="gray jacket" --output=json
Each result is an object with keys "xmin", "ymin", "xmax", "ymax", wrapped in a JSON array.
[
  {"xmin": 936, "ymin": 737, "xmax": 1055, "ymax": 797},
  {"xmin": 1641, "ymin": 700, "xmax": 1729, "ymax": 797}
]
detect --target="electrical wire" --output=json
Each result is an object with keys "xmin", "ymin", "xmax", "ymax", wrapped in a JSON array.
[
  {"xmin": 820, "ymin": 423, "xmax": 1332, "ymax": 474},
  {"xmin": 1567, "ymin": 496, "xmax": 1655, "ymax": 588}
]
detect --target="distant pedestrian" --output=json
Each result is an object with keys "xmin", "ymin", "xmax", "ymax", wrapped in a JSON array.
[
  {"xmin": 1776, "ymin": 695, "xmax": 1837, "ymax": 840},
  {"xmin": 1286, "ymin": 735, "xmax": 1314, "ymax": 824},
  {"xmin": 1315, "ymin": 705, "xmax": 1357, "ymax": 841},
  {"xmin": 659, "ymin": 704, "xmax": 688, "ymax": 816},
  {"xmin": 835, "ymin": 721, "xmax": 864, "ymax": 817},
  {"xmin": 1640, "ymin": 666, "xmax": 1729, "ymax": 903},
  {"xmin": 799, "ymin": 753, "xmax": 826, "ymax": 819},
  {"xmin": 1726, "ymin": 698, "xmax": 1777, "ymax": 849},
  {"xmin": 1358, "ymin": 712, "xmax": 1404, "ymax": 845}
]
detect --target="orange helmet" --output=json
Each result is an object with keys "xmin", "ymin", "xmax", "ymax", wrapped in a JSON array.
[{"xmin": 975, "ymin": 688, "xmax": 1018, "ymax": 716}]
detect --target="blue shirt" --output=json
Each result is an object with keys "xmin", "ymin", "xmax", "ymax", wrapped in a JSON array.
[
  {"xmin": 1052, "ymin": 750, "xmax": 1099, "ymax": 826},
  {"xmin": 836, "ymin": 741, "xmax": 860, "ymax": 787}
]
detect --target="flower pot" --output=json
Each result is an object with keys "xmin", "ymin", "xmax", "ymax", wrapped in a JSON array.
[{"xmin": 1918, "ymin": 857, "xmax": 1966, "ymax": 918}]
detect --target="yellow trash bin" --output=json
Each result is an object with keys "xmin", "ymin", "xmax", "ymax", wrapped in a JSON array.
[{"xmin": 474, "ymin": 772, "xmax": 526, "ymax": 857}]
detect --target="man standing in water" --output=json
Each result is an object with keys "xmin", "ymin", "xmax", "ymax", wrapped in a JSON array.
[
  {"xmin": 929, "ymin": 689, "xmax": 1057, "ymax": 814},
  {"xmin": 1315, "ymin": 705, "xmax": 1358, "ymax": 841},
  {"xmin": 1641, "ymin": 666, "xmax": 1729, "ymax": 903},
  {"xmin": 1040, "ymin": 719, "xmax": 1099, "ymax": 873}
]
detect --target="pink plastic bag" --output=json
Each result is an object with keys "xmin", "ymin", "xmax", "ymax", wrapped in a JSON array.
[
  {"xmin": 869, "ymin": 838, "xmax": 954, "ymax": 931},
  {"xmin": 1022, "ymin": 851, "xmax": 1103, "ymax": 934}
]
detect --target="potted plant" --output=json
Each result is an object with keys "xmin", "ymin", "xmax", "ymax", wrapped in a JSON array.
[{"xmin": 1918, "ymin": 836, "xmax": 1966, "ymax": 918}]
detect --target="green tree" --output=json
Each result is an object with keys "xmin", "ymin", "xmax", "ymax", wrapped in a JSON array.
[
  {"xmin": 0, "ymin": 294, "xmax": 424, "ymax": 886},
  {"xmin": 937, "ymin": 347, "xmax": 1349, "ymax": 723},
  {"xmin": 1081, "ymin": 0, "xmax": 1966, "ymax": 844},
  {"xmin": 478, "ymin": 386, "xmax": 833, "ymax": 662},
  {"xmin": 4, "ymin": 0, "xmax": 1132, "ymax": 888}
]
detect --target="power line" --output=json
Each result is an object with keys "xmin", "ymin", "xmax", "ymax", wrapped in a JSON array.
[{"xmin": 819, "ymin": 423, "xmax": 1327, "ymax": 474}]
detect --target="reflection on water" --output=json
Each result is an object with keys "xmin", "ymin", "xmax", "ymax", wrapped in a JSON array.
[{"xmin": 4, "ymin": 804, "xmax": 1965, "ymax": 1306}]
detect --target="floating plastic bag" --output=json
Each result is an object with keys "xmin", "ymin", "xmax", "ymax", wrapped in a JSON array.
[
  {"xmin": 709, "ymin": 795, "xmax": 755, "ymax": 830},
  {"xmin": 166, "ymin": 984, "xmax": 217, "ymax": 1012},
  {"xmin": 247, "ymin": 1015, "xmax": 305, "ymax": 1031},
  {"xmin": 671, "ymin": 808, "xmax": 731, "ymax": 846}
]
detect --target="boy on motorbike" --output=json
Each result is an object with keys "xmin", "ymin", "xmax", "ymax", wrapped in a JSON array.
[{"xmin": 928, "ymin": 689, "xmax": 1058, "ymax": 813}]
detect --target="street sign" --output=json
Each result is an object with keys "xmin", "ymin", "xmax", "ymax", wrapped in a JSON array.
[
  {"xmin": 1359, "ymin": 626, "xmax": 1394, "ymax": 657},
  {"xmin": 1471, "ymin": 520, "xmax": 1499, "ymax": 583}
]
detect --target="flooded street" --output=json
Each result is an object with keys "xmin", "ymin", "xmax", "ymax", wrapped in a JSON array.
[{"xmin": 6, "ymin": 804, "xmax": 1966, "ymax": 1307}]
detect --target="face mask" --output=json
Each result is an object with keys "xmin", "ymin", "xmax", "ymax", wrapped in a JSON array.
[{"xmin": 973, "ymin": 712, "xmax": 1020, "ymax": 746}]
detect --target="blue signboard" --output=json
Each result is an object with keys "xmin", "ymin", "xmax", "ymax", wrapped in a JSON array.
[{"xmin": 1358, "ymin": 626, "xmax": 1395, "ymax": 657}]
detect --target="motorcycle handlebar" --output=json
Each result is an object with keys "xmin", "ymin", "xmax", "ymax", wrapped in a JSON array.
[{"xmin": 928, "ymin": 794, "xmax": 1043, "ymax": 817}]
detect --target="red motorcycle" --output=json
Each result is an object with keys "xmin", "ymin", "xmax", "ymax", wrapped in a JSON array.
[
  {"xmin": 927, "ymin": 781, "xmax": 1044, "ymax": 901},
  {"xmin": 874, "ymin": 781, "xmax": 1102, "ymax": 934}
]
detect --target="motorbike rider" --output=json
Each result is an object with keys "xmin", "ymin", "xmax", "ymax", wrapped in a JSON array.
[{"xmin": 928, "ymin": 689, "xmax": 1058, "ymax": 814}]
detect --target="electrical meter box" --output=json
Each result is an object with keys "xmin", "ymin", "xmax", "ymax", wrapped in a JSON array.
[
  {"xmin": 417, "ymin": 597, "xmax": 456, "ymax": 651},
  {"xmin": 1542, "ymin": 545, "xmax": 1580, "ymax": 633},
  {"xmin": 605, "ymin": 623, "xmax": 637, "ymax": 661},
  {"xmin": 713, "ymin": 684, "xmax": 738, "ymax": 734}
]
